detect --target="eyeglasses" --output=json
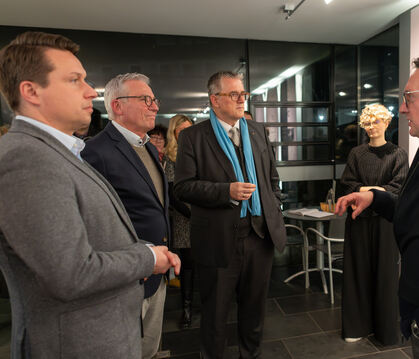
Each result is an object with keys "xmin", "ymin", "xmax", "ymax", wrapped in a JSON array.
[
  {"xmin": 215, "ymin": 91, "xmax": 250, "ymax": 101},
  {"xmin": 359, "ymin": 118, "xmax": 382, "ymax": 129},
  {"xmin": 116, "ymin": 95, "xmax": 161, "ymax": 107},
  {"xmin": 403, "ymin": 90, "xmax": 419, "ymax": 108},
  {"xmin": 149, "ymin": 135, "xmax": 165, "ymax": 143}
]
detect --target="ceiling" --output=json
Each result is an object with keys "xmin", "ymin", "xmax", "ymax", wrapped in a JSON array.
[{"xmin": 0, "ymin": 0, "xmax": 418, "ymax": 45}]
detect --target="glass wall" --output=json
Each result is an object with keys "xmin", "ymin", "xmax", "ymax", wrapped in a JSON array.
[
  {"xmin": 0, "ymin": 24, "xmax": 400, "ymax": 209},
  {"xmin": 359, "ymin": 26, "xmax": 399, "ymax": 144}
]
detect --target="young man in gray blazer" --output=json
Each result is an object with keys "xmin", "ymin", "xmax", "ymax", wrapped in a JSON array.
[
  {"xmin": 0, "ymin": 31, "xmax": 180, "ymax": 359},
  {"xmin": 175, "ymin": 71, "xmax": 286, "ymax": 358}
]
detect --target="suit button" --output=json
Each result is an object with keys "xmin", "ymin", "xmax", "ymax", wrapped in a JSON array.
[
  {"xmin": 163, "ymin": 237, "xmax": 167, "ymax": 243},
  {"xmin": 234, "ymin": 224, "xmax": 238, "ymax": 230}
]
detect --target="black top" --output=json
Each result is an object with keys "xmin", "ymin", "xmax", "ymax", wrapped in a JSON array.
[{"xmin": 341, "ymin": 142, "xmax": 408, "ymax": 195}]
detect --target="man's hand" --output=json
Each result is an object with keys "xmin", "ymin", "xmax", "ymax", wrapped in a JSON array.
[
  {"xmin": 230, "ymin": 182, "xmax": 256, "ymax": 201},
  {"xmin": 335, "ymin": 191, "xmax": 374, "ymax": 219},
  {"xmin": 151, "ymin": 246, "xmax": 181, "ymax": 275}
]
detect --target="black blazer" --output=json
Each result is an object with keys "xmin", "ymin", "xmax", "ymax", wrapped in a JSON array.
[
  {"xmin": 174, "ymin": 119, "xmax": 286, "ymax": 267},
  {"xmin": 82, "ymin": 123, "xmax": 170, "ymax": 298}
]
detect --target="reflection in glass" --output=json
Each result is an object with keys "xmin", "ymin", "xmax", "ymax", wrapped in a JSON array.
[
  {"xmin": 266, "ymin": 126, "xmax": 328, "ymax": 143},
  {"xmin": 276, "ymin": 144, "xmax": 329, "ymax": 162},
  {"xmin": 255, "ymin": 107, "xmax": 328, "ymax": 123},
  {"xmin": 249, "ymin": 41, "xmax": 331, "ymax": 103}
]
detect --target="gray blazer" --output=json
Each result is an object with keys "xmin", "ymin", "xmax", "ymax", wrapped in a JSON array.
[{"xmin": 0, "ymin": 120, "xmax": 155, "ymax": 359}]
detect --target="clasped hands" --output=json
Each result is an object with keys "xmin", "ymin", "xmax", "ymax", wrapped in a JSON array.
[
  {"xmin": 151, "ymin": 246, "xmax": 181, "ymax": 275},
  {"xmin": 230, "ymin": 182, "xmax": 256, "ymax": 201}
]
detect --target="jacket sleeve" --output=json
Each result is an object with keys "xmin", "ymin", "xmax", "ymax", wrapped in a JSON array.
[
  {"xmin": 174, "ymin": 129, "xmax": 232, "ymax": 208},
  {"xmin": 370, "ymin": 189, "xmax": 398, "ymax": 222}
]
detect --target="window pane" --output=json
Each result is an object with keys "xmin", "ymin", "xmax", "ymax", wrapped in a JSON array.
[
  {"xmin": 275, "ymin": 145, "xmax": 329, "ymax": 162},
  {"xmin": 249, "ymin": 40, "xmax": 331, "ymax": 102},
  {"xmin": 254, "ymin": 107, "xmax": 329, "ymax": 123},
  {"xmin": 267, "ymin": 126, "xmax": 328, "ymax": 143}
]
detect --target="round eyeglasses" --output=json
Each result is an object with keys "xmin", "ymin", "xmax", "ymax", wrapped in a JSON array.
[{"xmin": 116, "ymin": 95, "xmax": 161, "ymax": 107}]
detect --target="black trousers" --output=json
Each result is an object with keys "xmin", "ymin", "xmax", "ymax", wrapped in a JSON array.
[
  {"xmin": 342, "ymin": 215, "xmax": 400, "ymax": 345},
  {"xmin": 198, "ymin": 230, "xmax": 274, "ymax": 359}
]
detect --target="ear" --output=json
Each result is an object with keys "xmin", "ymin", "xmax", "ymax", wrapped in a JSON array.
[
  {"xmin": 111, "ymin": 99, "xmax": 123, "ymax": 116},
  {"xmin": 209, "ymin": 94, "xmax": 219, "ymax": 109},
  {"xmin": 19, "ymin": 81, "xmax": 41, "ymax": 106}
]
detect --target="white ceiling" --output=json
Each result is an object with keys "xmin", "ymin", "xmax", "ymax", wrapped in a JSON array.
[{"xmin": 0, "ymin": 0, "xmax": 418, "ymax": 44}]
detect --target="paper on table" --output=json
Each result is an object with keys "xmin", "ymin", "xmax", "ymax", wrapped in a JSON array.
[{"xmin": 287, "ymin": 208, "xmax": 334, "ymax": 218}]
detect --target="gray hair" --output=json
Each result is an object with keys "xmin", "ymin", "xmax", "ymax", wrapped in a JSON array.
[
  {"xmin": 207, "ymin": 71, "xmax": 243, "ymax": 98},
  {"xmin": 104, "ymin": 73, "xmax": 150, "ymax": 120}
]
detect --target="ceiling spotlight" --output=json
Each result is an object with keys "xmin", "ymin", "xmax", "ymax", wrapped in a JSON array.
[
  {"xmin": 338, "ymin": 91, "xmax": 347, "ymax": 97},
  {"xmin": 325, "ymin": 0, "xmax": 334, "ymax": 4},
  {"xmin": 363, "ymin": 83, "xmax": 373, "ymax": 89}
]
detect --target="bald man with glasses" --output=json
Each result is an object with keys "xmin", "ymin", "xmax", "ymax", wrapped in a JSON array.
[
  {"xmin": 335, "ymin": 58, "xmax": 419, "ymax": 359},
  {"xmin": 174, "ymin": 71, "xmax": 286, "ymax": 359}
]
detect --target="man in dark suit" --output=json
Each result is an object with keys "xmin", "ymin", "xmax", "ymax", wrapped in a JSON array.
[
  {"xmin": 174, "ymin": 71, "xmax": 287, "ymax": 359},
  {"xmin": 0, "ymin": 32, "xmax": 179, "ymax": 359},
  {"xmin": 82, "ymin": 73, "xmax": 171, "ymax": 359}
]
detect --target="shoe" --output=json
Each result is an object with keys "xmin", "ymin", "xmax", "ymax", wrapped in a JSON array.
[{"xmin": 345, "ymin": 337, "xmax": 362, "ymax": 343}]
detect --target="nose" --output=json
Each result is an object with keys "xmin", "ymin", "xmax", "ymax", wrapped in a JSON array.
[
  {"xmin": 149, "ymin": 101, "xmax": 159, "ymax": 112},
  {"xmin": 400, "ymin": 101, "xmax": 408, "ymax": 114},
  {"xmin": 85, "ymin": 82, "xmax": 98, "ymax": 99}
]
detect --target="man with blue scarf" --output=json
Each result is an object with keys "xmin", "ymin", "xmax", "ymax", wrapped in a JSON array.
[{"xmin": 174, "ymin": 71, "xmax": 287, "ymax": 359}]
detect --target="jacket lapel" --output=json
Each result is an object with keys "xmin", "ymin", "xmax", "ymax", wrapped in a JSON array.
[
  {"xmin": 105, "ymin": 124, "xmax": 163, "ymax": 208},
  {"xmin": 204, "ymin": 122, "xmax": 237, "ymax": 180},
  {"xmin": 11, "ymin": 120, "xmax": 139, "ymax": 240}
]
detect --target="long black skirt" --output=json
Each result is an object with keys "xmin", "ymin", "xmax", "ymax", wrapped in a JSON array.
[{"xmin": 342, "ymin": 214, "xmax": 400, "ymax": 345}]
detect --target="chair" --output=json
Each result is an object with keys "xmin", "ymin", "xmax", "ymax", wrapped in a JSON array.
[
  {"xmin": 304, "ymin": 218, "xmax": 345, "ymax": 304},
  {"xmin": 283, "ymin": 224, "xmax": 308, "ymax": 285}
]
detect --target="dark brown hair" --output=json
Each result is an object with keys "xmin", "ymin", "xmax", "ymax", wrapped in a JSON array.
[{"xmin": 0, "ymin": 31, "xmax": 79, "ymax": 111}]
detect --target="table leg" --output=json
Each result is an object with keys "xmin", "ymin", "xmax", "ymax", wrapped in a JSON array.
[{"xmin": 316, "ymin": 221, "xmax": 328, "ymax": 294}]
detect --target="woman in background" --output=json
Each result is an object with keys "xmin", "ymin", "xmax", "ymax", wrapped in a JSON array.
[
  {"xmin": 148, "ymin": 124, "xmax": 168, "ymax": 167},
  {"xmin": 340, "ymin": 104, "xmax": 408, "ymax": 345},
  {"xmin": 165, "ymin": 114, "xmax": 194, "ymax": 328}
]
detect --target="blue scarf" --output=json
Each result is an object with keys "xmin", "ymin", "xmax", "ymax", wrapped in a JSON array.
[{"xmin": 209, "ymin": 109, "xmax": 261, "ymax": 218}]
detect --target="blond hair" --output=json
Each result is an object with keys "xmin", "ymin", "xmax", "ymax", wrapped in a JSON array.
[
  {"xmin": 166, "ymin": 114, "xmax": 193, "ymax": 162},
  {"xmin": 359, "ymin": 104, "xmax": 392, "ymax": 127}
]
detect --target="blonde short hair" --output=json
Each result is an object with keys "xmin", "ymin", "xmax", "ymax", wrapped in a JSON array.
[{"xmin": 359, "ymin": 104, "xmax": 392, "ymax": 127}]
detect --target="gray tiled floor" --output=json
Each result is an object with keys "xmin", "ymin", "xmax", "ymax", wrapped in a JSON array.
[
  {"xmin": 162, "ymin": 265, "xmax": 413, "ymax": 358},
  {"xmin": 0, "ymin": 265, "xmax": 413, "ymax": 358}
]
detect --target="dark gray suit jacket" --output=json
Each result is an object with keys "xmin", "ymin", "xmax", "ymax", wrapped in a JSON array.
[
  {"xmin": 0, "ymin": 120, "xmax": 155, "ymax": 358},
  {"xmin": 174, "ymin": 119, "xmax": 286, "ymax": 267}
]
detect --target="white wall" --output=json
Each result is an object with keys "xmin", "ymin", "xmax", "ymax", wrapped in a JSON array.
[{"xmin": 399, "ymin": 5, "xmax": 419, "ymax": 164}]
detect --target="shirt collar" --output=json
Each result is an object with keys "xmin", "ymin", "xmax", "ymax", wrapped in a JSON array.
[
  {"xmin": 15, "ymin": 115, "xmax": 85, "ymax": 160},
  {"xmin": 111, "ymin": 121, "xmax": 150, "ymax": 147},
  {"xmin": 217, "ymin": 118, "xmax": 240, "ymax": 134}
]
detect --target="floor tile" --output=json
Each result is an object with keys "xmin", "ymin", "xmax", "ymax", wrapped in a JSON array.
[
  {"xmin": 347, "ymin": 349, "xmax": 410, "ymax": 358},
  {"xmin": 277, "ymin": 292, "xmax": 340, "ymax": 315},
  {"xmin": 227, "ymin": 340, "xmax": 292, "ymax": 359},
  {"xmin": 367, "ymin": 335, "xmax": 409, "ymax": 351},
  {"xmin": 162, "ymin": 327, "xmax": 201, "ymax": 355},
  {"xmin": 309, "ymin": 308, "xmax": 341, "ymax": 331},
  {"xmin": 402, "ymin": 347, "xmax": 413, "ymax": 358},
  {"xmin": 263, "ymin": 312, "xmax": 322, "ymax": 340},
  {"xmin": 283, "ymin": 331, "xmax": 377, "ymax": 359}
]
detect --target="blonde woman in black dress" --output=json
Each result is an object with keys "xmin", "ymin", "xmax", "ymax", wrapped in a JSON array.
[
  {"xmin": 165, "ymin": 114, "xmax": 194, "ymax": 328},
  {"xmin": 340, "ymin": 104, "xmax": 408, "ymax": 345}
]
